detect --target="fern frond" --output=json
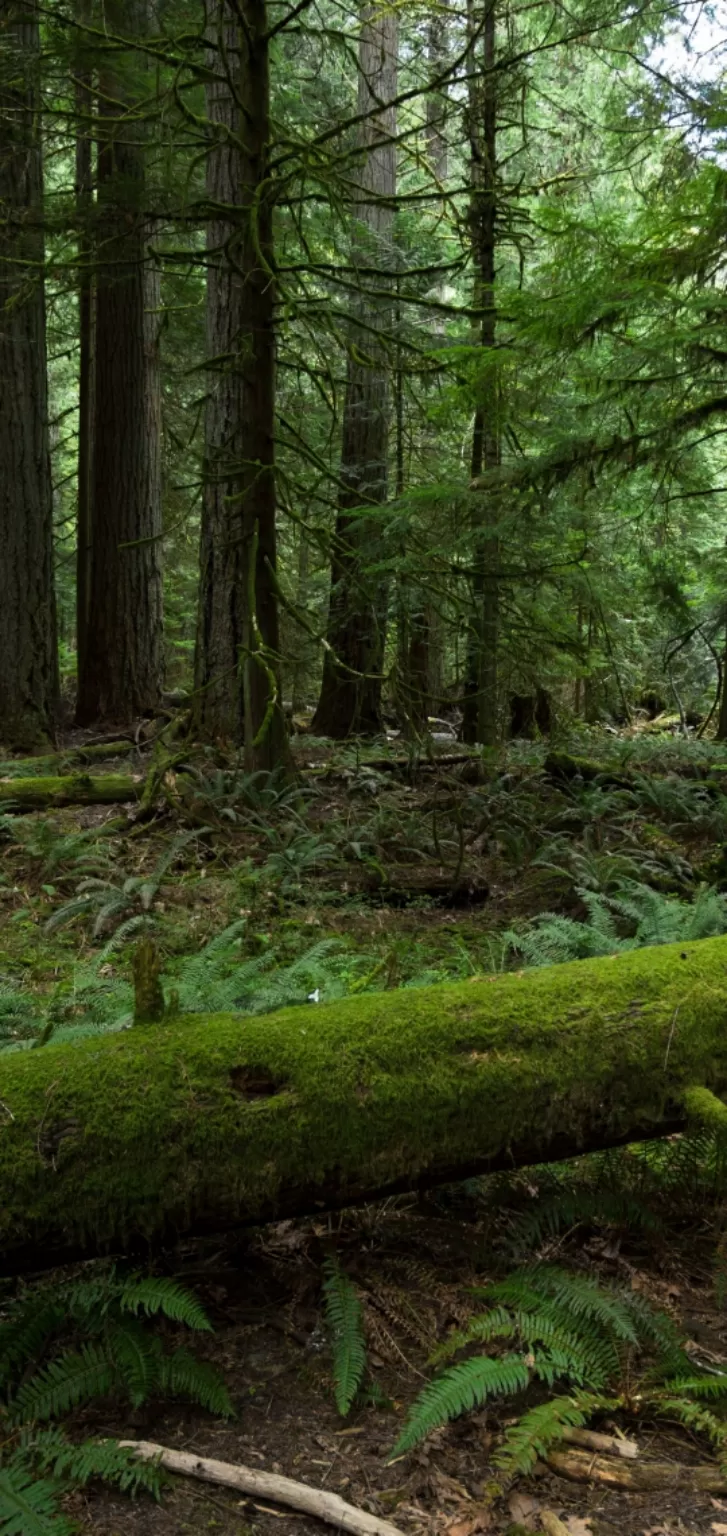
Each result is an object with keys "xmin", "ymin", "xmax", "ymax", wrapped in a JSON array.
[
  {"xmin": 157, "ymin": 1348, "xmax": 234, "ymax": 1417},
  {"xmin": 323, "ymin": 1259, "xmax": 367, "ymax": 1417},
  {"xmin": 107, "ymin": 1321, "xmax": 161, "ymax": 1409},
  {"xmin": 12, "ymin": 1343, "xmax": 117, "ymax": 1423},
  {"xmin": 391, "ymin": 1354, "xmax": 530, "ymax": 1457},
  {"xmin": 495, "ymin": 1391, "xmax": 607, "ymax": 1477},
  {"xmin": 0, "ymin": 1467, "xmax": 73, "ymax": 1536},
  {"xmin": 116, "ymin": 1274, "xmax": 212, "ymax": 1331},
  {"xmin": 18, "ymin": 1428, "xmax": 163, "ymax": 1499}
]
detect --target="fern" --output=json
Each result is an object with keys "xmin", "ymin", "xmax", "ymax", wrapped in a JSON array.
[
  {"xmin": 0, "ymin": 1466, "xmax": 75, "ymax": 1536},
  {"xmin": 392, "ymin": 1354, "xmax": 530, "ymax": 1456},
  {"xmin": 495, "ymin": 1391, "xmax": 608, "ymax": 1477},
  {"xmin": 323, "ymin": 1259, "xmax": 367, "ymax": 1416},
  {"xmin": 505, "ymin": 880, "xmax": 727, "ymax": 965},
  {"xmin": 391, "ymin": 1265, "xmax": 709, "ymax": 1467},
  {"xmin": 12, "ymin": 1343, "xmax": 118, "ymax": 1423}
]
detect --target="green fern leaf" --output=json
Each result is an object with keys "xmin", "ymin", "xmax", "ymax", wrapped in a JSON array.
[
  {"xmin": 158, "ymin": 1347, "xmax": 234, "ymax": 1417},
  {"xmin": 323, "ymin": 1260, "xmax": 367, "ymax": 1417},
  {"xmin": 495, "ymin": 1391, "xmax": 606, "ymax": 1477},
  {"xmin": 117, "ymin": 1275, "xmax": 212, "ymax": 1331},
  {"xmin": 391, "ymin": 1353, "xmax": 530, "ymax": 1457},
  {"xmin": 0, "ymin": 1466, "xmax": 73, "ymax": 1536},
  {"xmin": 12, "ymin": 1343, "xmax": 117, "ymax": 1423}
]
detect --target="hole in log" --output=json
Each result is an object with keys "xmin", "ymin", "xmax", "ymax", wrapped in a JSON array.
[{"xmin": 229, "ymin": 1066, "xmax": 287, "ymax": 1100}]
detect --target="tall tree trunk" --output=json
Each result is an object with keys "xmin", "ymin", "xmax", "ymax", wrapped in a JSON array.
[
  {"xmin": 461, "ymin": 0, "xmax": 500, "ymax": 747},
  {"xmin": 194, "ymin": 0, "xmax": 288, "ymax": 768},
  {"xmin": 74, "ymin": 0, "xmax": 94, "ymax": 690},
  {"xmin": 75, "ymin": 0, "xmax": 163, "ymax": 726},
  {"xmin": 311, "ymin": 2, "xmax": 398, "ymax": 739},
  {"xmin": 399, "ymin": 1, "xmax": 450, "ymax": 733},
  {"xmin": 0, "ymin": 0, "xmax": 59, "ymax": 750}
]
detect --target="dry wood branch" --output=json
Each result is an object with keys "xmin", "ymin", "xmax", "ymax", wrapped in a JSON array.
[
  {"xmin": 546, "ymin": 1446, "xmax": 727, "ymax": 1492},
  {"xmin": 560, "ymin": 1426, "xmax": 638, "ymax": 1459},
  {"xmin": 120, "ymin": 1442, "xmax": 404, "ymax": 1536}
]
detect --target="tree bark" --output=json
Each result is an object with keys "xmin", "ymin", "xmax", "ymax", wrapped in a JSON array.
[
  {"xmin": 75, "ymin": 0, "xmax": 164, "ymax": 727},
  {"xmin": 1, "ymin": 935, "xmax": 726, "ymax": 1267},
  {"xmin": 461, "ymin": 0, "xmax": 500, "ymax": 747},
  {"xmin": 312, "ymin": 2, "xmax": 398, "ymax": 739},
  {"xmin": 74, "ymin": 0, "xmax": 95, "ymax": 692},
  {"xmin": 0, "ymin": 0, "xmax": 59, "ymax": 751},
  {"xmin": 397, "ymin": 6, "xmax": 449, "ymax": 734},
  {"xmin": 194, "ymin": 0, "xmax": 289, "ymax": 769}
]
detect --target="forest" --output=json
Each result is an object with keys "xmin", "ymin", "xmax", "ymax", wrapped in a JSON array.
[{"xmin": 3, "ymin": 0, "xmax": 727, "ymax": 1530}]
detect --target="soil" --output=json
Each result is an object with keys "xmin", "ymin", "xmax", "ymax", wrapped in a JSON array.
[{"xmin": 67, "ymin": 1200, "xmax": 727, "ymax": 1536}]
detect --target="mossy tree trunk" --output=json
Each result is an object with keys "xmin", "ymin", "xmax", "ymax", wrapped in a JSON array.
[{"xmin": 2, "ymin": 937, "xmax": 727, "ymax": 1267}]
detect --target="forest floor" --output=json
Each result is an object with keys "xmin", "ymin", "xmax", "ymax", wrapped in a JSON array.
[{"xmin": 3, "ymin": 716, "xmax": 727, "ymax": 1535}]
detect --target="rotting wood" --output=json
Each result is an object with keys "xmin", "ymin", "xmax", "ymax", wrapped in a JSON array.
[
  {"xmin": 546, "ymin": 1445, "xmax": 727, "ymax": 1492},
  {"xmin": 120, "ymin": 1442, "xmax": 404, "ymax": 1536}
]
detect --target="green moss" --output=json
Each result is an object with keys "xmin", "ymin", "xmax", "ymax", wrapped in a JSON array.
[
  {"xmin": 1, "ymin": 936, "xmax": 727, "ymax": 1260},
  {"xmin": 0, "ymin": 775, "xmax": 141, "ymax": 809},
  {"xmin": 0, "ymin": 741, "xmax": 132, "ymax": 779},
  {"xmin": 543, "ymin": 752, "xmax": 631, "ymax": 788},
  {"xmin": 683, "ymin": 1084, "xmax": 727, "ymax": 1136}
]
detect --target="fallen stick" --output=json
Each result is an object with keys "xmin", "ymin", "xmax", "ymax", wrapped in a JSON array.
[
  {"xmin": 120, "ymin": 1442, "xmax": 404, "ymax": 1536},
  {"xmin": 559, "ymin": 1426, "xmax": 638, "ymax": 1459},
  {"xmin": 541, "ymin": 1515, "xmax": 570, "ymax": 1536},
  {"xmin": 546, "ymin": 1446, "xmax": 727, "ymax": 1492}
]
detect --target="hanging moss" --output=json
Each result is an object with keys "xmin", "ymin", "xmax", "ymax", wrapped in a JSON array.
[{"xmin": 1, "ymin": 936, "xmax": 727, "ymax": 1264}]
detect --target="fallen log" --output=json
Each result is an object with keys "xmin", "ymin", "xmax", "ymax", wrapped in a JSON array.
[
  {"xmin": 0, "ymin": 773, "xmax": 142, "ymax": 810},
  {"xmin": 1, "ymin": 936, "xmax": 727, "ymax": 1267},
  {"xmin": 0, "ymin": 740, "xmax": 135, "ymax": 779}
]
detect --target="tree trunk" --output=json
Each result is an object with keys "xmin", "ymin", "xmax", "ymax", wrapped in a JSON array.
[
  {"xmin": 311, "ymin": 2, "xmax": 398, "ymax": 739},
  {"xmin": 461, "ymin": 0, "xmax": 500, "ymax": 747},
  {"xmin": 75, "ymin": 0, "xmax": 164, "ymax": 727},
  {"xmin": 396, "ymin": 9, "xmax": 448, "ymax": 734},
  {"xmin": 194, "ymin": 0, "xmax": 289, "ymax": 770},
  {"xmin": 1, "ymin": 936, "xmax": 726, "ymax": 1267},
  {"xmin": 716, "ymin": 625, "xmax": 727, "ymax": 741},
  {"xmin": 0, "ymin": 0, "xmax": 59, "ymax": 751},
  {"xmin": 74, "ymin": 0, "xmax": 94, "ymax": 695}
]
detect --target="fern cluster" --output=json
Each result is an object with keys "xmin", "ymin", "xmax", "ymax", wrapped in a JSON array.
[
  {"xmin": 504, "ymin": 879, "xmax": 727, "ymax": 966},
  {"xmin": 0, "ymin": 1265, "xmax": 233, "ymax": 1534},
  {"xmin": 390, "ymin": 1265, "xmax": 726, "ymax": 1478}
]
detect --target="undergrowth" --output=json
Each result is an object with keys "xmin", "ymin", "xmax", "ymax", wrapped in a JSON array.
[{"xmin": 0, "ymin": 1265, "xmax": 232, "ymax": 1533}]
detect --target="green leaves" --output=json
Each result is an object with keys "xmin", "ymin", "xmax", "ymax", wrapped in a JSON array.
[
  {"xmin": 390, "ymin": 1265, "xmax": 705, "ymax": 1466},
  {"xmin": 323, "ymin": 1259, "xmax": 367, "ymax": 1417}
]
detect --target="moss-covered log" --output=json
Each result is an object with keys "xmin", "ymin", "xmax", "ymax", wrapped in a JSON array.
[
  {"xmin": 2, "ymin": 938, "xmax": 727, "ymax": 1266},
  {"xmin": 544, "ymin": 749, "xmax": 727, "ymax": 790},
  {"xmin": 0, "ymin": 773, "xmax": 142, "ymax": 810},
  {"xmin": 0, "ymin": 740, "xmax": 135, "ymax": 778}
]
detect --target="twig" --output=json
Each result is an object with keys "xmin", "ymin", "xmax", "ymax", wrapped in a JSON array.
[
  {"xmin": 560, "ymin": 1425, "xmax": 638, "ymax": 1459},
  {"xmin": 120, "ymin": 1442, "xmax": 404, "ymax": 1536}
]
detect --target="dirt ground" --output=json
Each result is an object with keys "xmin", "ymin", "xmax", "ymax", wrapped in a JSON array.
[{"xmin": 68, "ymin": 1199, "xmax": 727, "ymax": 1536}]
